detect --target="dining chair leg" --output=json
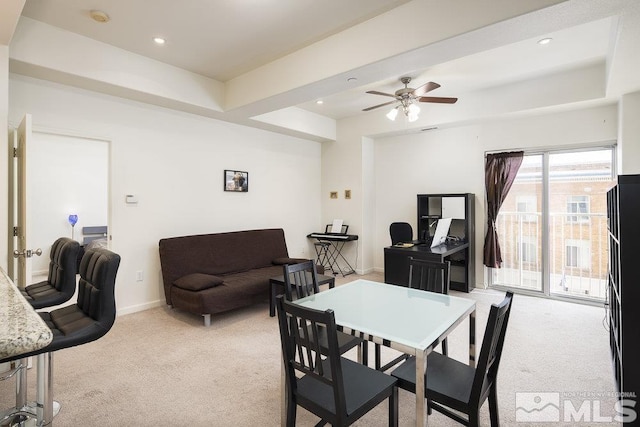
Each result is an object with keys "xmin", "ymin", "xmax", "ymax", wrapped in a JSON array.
[
  {"xmin": 389, "ymin": 387, "xmax": 398, "ymax": 427},
  {"xmin": 469, "ymin": 410, "xmax": 480, "ymax": 427},
  {"xmin": 488, "ymin": 385, "xmax": 500, "ymax": 426},
  {"xmin": 286, "ymin": 396, "xmax": 296, "ymax": 427},
  {"xmin": 375, "ymin": 343, "xmax": 381, "ymax": 370},
  {"xmin": 441, "ymin": 338, "xmax": 448, "ymax": 356},
  {"xmin": 361, "ymin": 341, "xmax": 368, "ymax": 366}
]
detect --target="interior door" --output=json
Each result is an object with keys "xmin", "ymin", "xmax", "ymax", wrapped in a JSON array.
[{"xmin": 12, "ymin": 114, "xmax": 41, "ymax": 288}]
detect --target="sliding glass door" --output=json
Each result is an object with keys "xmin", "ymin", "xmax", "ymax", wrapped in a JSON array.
[{"xmin": 490, "ymin": 147, "xmax": 614, "ymax": 302}]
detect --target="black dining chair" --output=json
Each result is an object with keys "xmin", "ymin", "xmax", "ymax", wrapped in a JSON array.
[
  {"xmin": 21, "ymin": 237, "xmax": 80, "ymax": 309},
  {"xmin": 0, "ymin": 247, "xmax": 121, "ymax": 426},
  {"xmin": 409, "ymin": 258, "xmax": 450, "ymax": 356},
  {"xmin": 391, "ymin": 292, "xmax": 514, "ymax": 427},
  {"xmin": 374, "ymin": 258, "xmax": 451, "ymax": 371},
  {"xmin": 276, "ymin": 295, "xmax": 398, "ymax": 426},
  {"xmin": 389, "ymin": 222, "xmax": 413, "ymax": 245},
  {"xmin": 283, "ymin": 261, "xmax": 368, "ymax": 365}
]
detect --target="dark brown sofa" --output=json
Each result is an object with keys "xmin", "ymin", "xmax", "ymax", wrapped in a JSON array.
[{"xmin": 159, "ymin": 228, "xmax": 307, "ymax": 326}]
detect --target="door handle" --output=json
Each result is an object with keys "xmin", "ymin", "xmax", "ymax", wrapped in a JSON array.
[{"xmin": 13, "ymin": 248, "xmax": 43, "ymax": 258}]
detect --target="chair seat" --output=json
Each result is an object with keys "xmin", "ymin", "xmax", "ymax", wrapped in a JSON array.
[
  {"xmin": 21, "ymin": 282, "xmax": 62, "ymax": 309},
  {"xmin": 297, "ymin": 357, "xmax": 397, "ymax": 417},
  {"xmin": 391, "ymin": 352, "xmax": 475, "ymax": 412}
]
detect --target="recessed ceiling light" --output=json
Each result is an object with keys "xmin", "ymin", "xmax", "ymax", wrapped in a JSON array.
[
  {"xmin": 153, "ymin": 37, "xmax": 166, "ymax": 45},
  {"xmin": 89, "ymin": 10, "xmax": 110, "ymax": 23},
  {"xmin": 347, "ymin": 77, "xmax": 357, "ymax": 83},
  {"xmin": 537, "ymin": 37, "xmax": 552, "ymax": 45},
  {"xmin": 316, "ymin": 100, "xmax": 324, "ymax": 105}
]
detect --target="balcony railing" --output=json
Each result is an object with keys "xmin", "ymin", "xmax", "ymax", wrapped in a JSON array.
[{"xmin": 492, "ymin": 211, "xmax": 608, "ymax": 300}]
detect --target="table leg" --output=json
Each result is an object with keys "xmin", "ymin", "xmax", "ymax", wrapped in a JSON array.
[
  {"xmin": 270, "ymin": 281, "xmax": 277, "ymax": 317},
  {"xmin": 415, "ymin": 349, "xmax": 428, "ymax": 426},
  {"xmin": 469, "ymin": 309, "xmax": 476, "ymax": 368}
]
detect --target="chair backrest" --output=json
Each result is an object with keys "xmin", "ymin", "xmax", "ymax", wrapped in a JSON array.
[
  {"xmin": 48, "ymin": 237, "xmax": 80, "ymax": 294},
  {"xmin": 407, "ymin": 258, "xmax": 450, "ymax": 294},
  {"xmin": 283, "ymin": 260, "xmax": 319, "ymax": 300},
  {"xmin": 470, "ymin": 292, "xmax": 514, "ymax": 404},
  {"xmin": 390, "ymin": 222, "xmax": 413, "ymax": 244},
  {"xmin": 77, "ymin": 247, "xmax": 121, "ymax": 330},
  {"xmin": 276, "ymin": 296, "xmax": 347, "ymax": 420}
]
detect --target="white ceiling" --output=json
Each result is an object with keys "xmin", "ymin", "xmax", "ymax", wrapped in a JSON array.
[{"xmin": 8, "ymin": 0, "xmax": 640, "ymax": 126}]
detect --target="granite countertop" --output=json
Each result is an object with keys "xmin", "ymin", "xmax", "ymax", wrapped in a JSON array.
[{"xmin": 0, "ymin": 269, "xmax": 53, "ymax": 360}]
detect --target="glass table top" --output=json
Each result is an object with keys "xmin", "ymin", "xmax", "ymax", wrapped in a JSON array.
[{"xmin": 294, "ymin": 279, "xmax": 475, "ymax": 351}]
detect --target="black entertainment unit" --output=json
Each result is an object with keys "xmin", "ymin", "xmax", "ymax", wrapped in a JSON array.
[
  {"xmin": 607, "ymin": 175, "xmax": 640, "ymax": 403},
  {"xmin": 384, "ymin": 193, "xmax": 475, "ymax": 292}
]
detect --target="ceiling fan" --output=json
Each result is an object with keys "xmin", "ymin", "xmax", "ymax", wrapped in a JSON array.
[{"xmin": 362, "ymin": 77, "xmax": 458, "ymax": 121}]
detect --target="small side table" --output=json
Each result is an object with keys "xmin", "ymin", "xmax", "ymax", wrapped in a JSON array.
[{"xmin": 269, "ymin": 273, "xmax": 336, "ymax": 317}]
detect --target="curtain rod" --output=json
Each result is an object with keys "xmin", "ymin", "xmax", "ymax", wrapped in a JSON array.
[{"xmin": 484, "ymin": 140, "xmax": 616, "ymax": 157}]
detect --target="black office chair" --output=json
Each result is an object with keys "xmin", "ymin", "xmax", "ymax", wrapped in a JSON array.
[
  {"xmin": 276, "ymin": 296, "xmax": 398, "ymax": 426},
  {"xmin": 389, "ymin": 222, "xmax": 413, "ymax": 245},
  {"xmin": 21, "ymin": 237, "xmax": 80, "ymax": 309},
  {"xmin": 0, "ymin": 247, "xmax": 121, "ymax": 426},
  {"xmin": 282, "ymin": 261, "xmax": 368, "ymax": 365},
  {"xmin": 391, "ymin": 292, "xmax": 514, "ymax": 427},
  {"xmin": 374, "ymin": 258, "xmax": 451, "ymax": 371}
]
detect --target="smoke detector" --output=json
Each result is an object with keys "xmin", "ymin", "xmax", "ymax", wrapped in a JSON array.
[{"xmin": 90, "ymin": 10, "xmax": 110, "ymax": 23}]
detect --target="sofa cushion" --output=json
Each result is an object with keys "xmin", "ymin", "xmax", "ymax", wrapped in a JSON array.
[{"xmin": 174, "ymin": 273, "xmax": 224, "ymax": 291}]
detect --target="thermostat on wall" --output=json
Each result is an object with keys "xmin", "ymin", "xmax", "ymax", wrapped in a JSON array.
[{"xmin": 125, "ymin": 194, "xmax": 139, "ymax": 204}]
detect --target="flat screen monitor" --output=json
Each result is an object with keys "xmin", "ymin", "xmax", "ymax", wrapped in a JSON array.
[{"xmin": 431, "ymin": 218, "xmax": 452, "ymax": 248}]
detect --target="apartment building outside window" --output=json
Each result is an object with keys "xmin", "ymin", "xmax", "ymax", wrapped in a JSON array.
[{"xmin": 567, "ymin": 195, "xmax": 590, "ymax": 223}]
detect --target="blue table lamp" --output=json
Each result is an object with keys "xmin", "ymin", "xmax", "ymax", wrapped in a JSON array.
[{"xmin": 68, "ymin": 214, "xmax": 78, "ymax": 239}]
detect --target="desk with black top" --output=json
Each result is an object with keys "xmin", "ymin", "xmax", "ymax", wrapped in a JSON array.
[{"xmin": 384, "ymin": 240, "xmax": 473, "ymax": 292}]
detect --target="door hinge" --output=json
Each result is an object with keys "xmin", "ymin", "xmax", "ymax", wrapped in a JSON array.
[
  {"xmin": 13, "ymin": 147, "xmax": 18, "ymax": 158},
  {"xmin": 13, "ymin": 227, "xmax": 18, "ymax": 237}
]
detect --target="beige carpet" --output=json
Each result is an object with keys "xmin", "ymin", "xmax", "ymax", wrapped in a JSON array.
[{"xmin": 1, "ymin": 273, "xmax": 621, "ymax": 426}]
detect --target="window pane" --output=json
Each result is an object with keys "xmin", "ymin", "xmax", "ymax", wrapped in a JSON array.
[{"xmin": 549, "ymin": 149, "xmax": 612, "ymax": 299}]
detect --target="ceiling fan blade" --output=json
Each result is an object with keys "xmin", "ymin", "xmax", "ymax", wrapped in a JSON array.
[
  {"xmin": 418, "ymin": 96, "xmax": 458, "ymax": 104},
  {"xmin": 365, "ymin": 90, "xmax": 398, "ymax": 98},
  {"xmin": 411, "ymin": 82, "xmax": 440, "ymax": 97},
  {"xmin": 362, "ymin": 100, "xmax": 397, "ymax": 111}
]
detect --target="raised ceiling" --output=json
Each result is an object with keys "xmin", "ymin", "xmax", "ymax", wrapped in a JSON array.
[{"xmin": 7, "ymin": 0, "xmax": 640, "ymax": 133}]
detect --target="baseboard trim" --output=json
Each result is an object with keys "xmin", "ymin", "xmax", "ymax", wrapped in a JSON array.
[{"xmin": 117, "ymin": 299, "xmax": 164, "ymax": 316}]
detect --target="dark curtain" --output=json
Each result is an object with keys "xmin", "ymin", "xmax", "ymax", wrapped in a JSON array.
[{"xmin": 483, "ymin": 151, "xmax": 524, "ymax": 268}]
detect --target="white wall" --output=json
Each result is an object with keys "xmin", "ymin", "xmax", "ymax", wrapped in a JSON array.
[
  {"xmin": 28, "ymin": 132, "xmax": 108, "ymax": 273},
  {"xmin": 374, "ymin": 104, "xmax": 618, "ymax": 287},
  {"xmin": 9, "ymin": 75, "xmax": 322, "ymax": 314}
]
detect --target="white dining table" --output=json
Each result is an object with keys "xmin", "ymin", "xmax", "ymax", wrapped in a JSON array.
[{"xmin": 290, "ymin": 279, "xmax": 476, "ymax": 426}]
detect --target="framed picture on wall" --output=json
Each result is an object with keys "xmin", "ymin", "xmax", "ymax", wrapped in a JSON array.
[{"xmin": 224, "ymin": 170, "xmax": 249, "ymax": 192}]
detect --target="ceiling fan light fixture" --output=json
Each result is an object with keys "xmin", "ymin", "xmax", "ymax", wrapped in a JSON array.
[
  {"xmin": 408, "ymin": 103, "xmax": 420, "ymax": 115},
  {"xmin": 386, "ymin": 107, "xmax": 399, "ymax": 121}
]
